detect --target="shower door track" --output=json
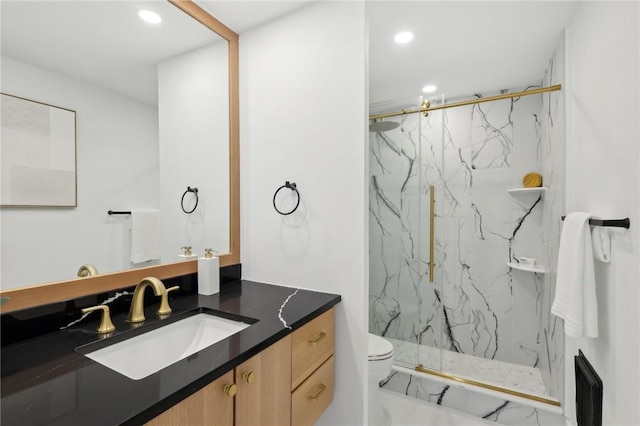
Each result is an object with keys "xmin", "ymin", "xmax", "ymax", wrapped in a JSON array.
[
  {"xmin": 414, "ymin": 364, "xmax": 561, "ymax": 407},
  {"xmin": 369, "ymin": 84, "xmax": 561, "ymax": 120}
]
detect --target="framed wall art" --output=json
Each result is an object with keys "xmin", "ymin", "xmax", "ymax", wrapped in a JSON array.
[{"xmin": 1, "ymin": 93, "xmax": 76, "ymax": 207}]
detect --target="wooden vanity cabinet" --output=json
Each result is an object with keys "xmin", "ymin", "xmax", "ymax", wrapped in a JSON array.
[
  {"xmin": 147, "ymin": 307, "xmax": 335, "ymax": 426},
  {"xmin": 146, "ymin": 336, "xmax": 291, "ymax": 426},
  {"xmin": 145, "ymin": 370, "xmax": 234, "ymax": 426},
  {"xmin": 235, "ymin": 334, "xmax": 291, "ymax": 426}
]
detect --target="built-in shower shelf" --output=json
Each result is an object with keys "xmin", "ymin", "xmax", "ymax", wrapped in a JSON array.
[
  {"xmin": 507, "ymin": 187, "xmax": 547, "ymax": 197},
  {"xmin": 507, "ymin": 262, "xmax": 546, "ymax": 274}
]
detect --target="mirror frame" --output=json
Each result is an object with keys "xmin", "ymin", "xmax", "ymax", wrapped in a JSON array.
[{"xmin": 0, "ymin": 0, "xmax": 240, "ymax": 314}]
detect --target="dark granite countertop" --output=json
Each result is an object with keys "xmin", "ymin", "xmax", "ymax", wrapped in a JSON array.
[{"xmin": 0, "ymin": 280, "xmax": 341, "ymax": 425}]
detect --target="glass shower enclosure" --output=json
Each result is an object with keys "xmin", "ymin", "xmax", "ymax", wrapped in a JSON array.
[
  {"xmin": 369, "ymin": 86, "xmax": 562, "ymax": 406},
  {"xmin": 369, "ymin": 95, "xmax": 445, "ymax": 372}
]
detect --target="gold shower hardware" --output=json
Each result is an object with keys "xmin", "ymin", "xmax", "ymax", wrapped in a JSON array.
[
  {"xmin": 81, "ymin": 304, "xmax": 116, "ymax": 335},
  {"xmin": 429, "ymin": 185, "xmax": 435, "ymax": 283},
  {"xmin": 369, "ymin": 84, "xmax": 562, "ymax": 120},
  {"xmin": 421, "ymin": 99, "xmax": 431, "ymax": 117},
  {"xmin": 415, "ymin": 364, "xmax": 561, "ymax": 407},
  {"xmin": 307, "ymin": 383, "xmax": 326, "ymax": 402}
]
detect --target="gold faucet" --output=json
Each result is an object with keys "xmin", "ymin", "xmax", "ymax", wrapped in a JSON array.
[
  {"xmin": 127, "ymin": 277, "xmax": 180, "ymax": 323},
  {"xmin": 82, "ymin": 305, "xmax": 116, "ymax": 334},
  {"xmin": 77, "ymin": 264, "xmax": 98, "ymax": 277}
]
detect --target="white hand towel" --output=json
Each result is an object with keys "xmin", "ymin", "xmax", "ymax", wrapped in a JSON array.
[
  {"xmin": 551, "ymin": 212, "xmax": 598, "ymax": 338},
  {"xmin": 130, "ymin": 209, "xmax": 161, "ymax": 264},
  {"xmin": 591, "ymin": 227, "xmax": 611, "ymax": 263}
]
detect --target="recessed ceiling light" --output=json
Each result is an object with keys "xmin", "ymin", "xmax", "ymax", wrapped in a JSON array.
[
  {"xmin": 422, "ymin": 85, "xmax": 437, "ymax": 93},
  {"xmin": 394, "ymin": 32, "xmax": 414, "ymax": 44},
  {"xmin": 138, "ymin": 10, "xmax": 162, "ymax": 24}
]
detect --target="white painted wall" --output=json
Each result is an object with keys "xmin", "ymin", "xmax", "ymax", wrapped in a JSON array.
[
  {"xmin": 0, "ymin": 57, "xmax": 158, "ymax": 289},
  {"xmin": 564, "ymin": 2, "xmax": 640, "ymax": 425},
  {"xmin": 158, "ymin": 42, "xmax": 230, "ymax": 261},
  {"xmin": 238, "ymin": 2, "xmax": 367, "ymax": 424}
]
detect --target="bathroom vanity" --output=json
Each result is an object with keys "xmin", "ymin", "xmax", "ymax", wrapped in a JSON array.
[{"xmin": 0, "ymin": 280, "xmax": 340, "ymax": 425}]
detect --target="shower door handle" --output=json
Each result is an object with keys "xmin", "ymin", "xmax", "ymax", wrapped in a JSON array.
[{"xmin": 429, "ymin": 185, "xmax": 435, "ymax": 283}]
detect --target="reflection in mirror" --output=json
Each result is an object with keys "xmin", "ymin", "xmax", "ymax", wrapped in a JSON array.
[{"xmin": 1, "ymin": 1, "xmax": 230, "ymax": 290}]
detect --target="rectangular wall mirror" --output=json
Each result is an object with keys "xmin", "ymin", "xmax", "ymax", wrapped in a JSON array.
[{"xmin": 0, "ymin": 0, "xmax": 239, "ymax": 312}]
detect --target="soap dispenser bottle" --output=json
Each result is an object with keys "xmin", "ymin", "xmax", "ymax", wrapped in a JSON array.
[
  {"xmin": 198, "ymin": 248, "xmax": 220, "ymax": 295},
  {"xmin": 179, "ymin": 246, "xmax": 198, "ymax": 259}
]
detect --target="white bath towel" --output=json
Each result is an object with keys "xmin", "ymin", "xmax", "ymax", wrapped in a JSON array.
[
  {"xmin": 130, "ymin": 209, "xmax": 161, "ymax": 264},
  {"xmin": 551, "ymin": 212, "xmax": 598, "ymax": 338},
  {"xmin": 591, "ymin": 227, "xmax": 611, "ymax": 263}
]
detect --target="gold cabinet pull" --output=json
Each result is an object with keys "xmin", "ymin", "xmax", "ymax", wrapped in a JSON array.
[
  {"xmin": 242, "ymin": 371, "xmax": 256, "ymax": 384},
  {"xmin": 81, "ymin": 305, "xmax": 116, "ymax": 335},
  {"xmin": 223, "ymin": 383, "xmax": 237, "ymax": 397},
  {"xmin": 307, "ymin": 383, "xmax": 326, "ymax": 401},
  {"xmin": 308, "ymin": 332, "xmax": 327, "ymax": 346}
]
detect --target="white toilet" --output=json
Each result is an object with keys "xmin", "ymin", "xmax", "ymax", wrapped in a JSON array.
[{"xmin": 368, "ymin": 333, "xmax": 394, "ymax": 425}]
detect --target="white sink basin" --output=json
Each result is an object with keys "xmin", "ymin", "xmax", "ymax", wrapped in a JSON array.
[{"xmin": 82, "ymin": 313, "xmax": 250, "ymax": 380}]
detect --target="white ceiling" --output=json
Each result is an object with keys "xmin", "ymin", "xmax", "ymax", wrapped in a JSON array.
[
  {"xmin": 196, "ymin": 1, "xmax": 315, "ymax": 33},
  {"xmin": 198, "ymin": 0, "xmax": 579, "ymax": 107},
  {"xmin": 1, "ymin": 1, "xmax": 580, "ymax": 110},
  {"xmin": 0, "ymin": 1, "xmax": 311, "ymax": 105},
  {"xmin": 1, "ymin": 1, "xmax": 223, "ymax": 105},
  {"xmin": 368, "ymin": 1, "xmax": 579, "ymax": 106}
]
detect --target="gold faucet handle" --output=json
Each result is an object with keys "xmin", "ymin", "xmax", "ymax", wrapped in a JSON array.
[
  {"xmin": 77, "ymin": 264, "xmax": 98, "ymax": 277},
  {"xmin": 157, "ymin": 286, "xmax": 180, "ymax": 316},
  {"xmin": 81, "ymin": 305, "xmax": 116, "ymax": 334}
]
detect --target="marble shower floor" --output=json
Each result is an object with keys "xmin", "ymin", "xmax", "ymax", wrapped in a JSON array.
[{"xmin": 387, "ymin": 338, "xmax": 555, "ymax": 400}]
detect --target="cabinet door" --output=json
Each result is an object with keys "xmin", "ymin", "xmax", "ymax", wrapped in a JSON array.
[
  {"xmin": 235, "ymin": 335, "xmax": 292, "ymax": 426},
  {"xmin": 145, "ymin": 370, "xmax": 234, "ymax": 426}
]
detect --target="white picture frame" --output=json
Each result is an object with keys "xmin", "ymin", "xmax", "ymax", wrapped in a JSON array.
[{"xmin": 1, "ymin": 93, "xmax": 77, "ymax": 207}]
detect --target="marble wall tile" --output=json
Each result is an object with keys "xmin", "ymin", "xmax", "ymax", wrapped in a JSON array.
[
  {"xmin": 398, "ymin": 116, "xmax": 422, "ymax": 195},
  {"xmin": 511, "ymin": 269, "xmax": 543, "ymax": 367},
  {"xmin": 444, "ymin": 105, "xmax": 472, "ymax": 150},
  {"xmin": 400, "ymin": 192, "xmax": 422, "ymax": 261},
  {"xmin": 441, "ymin": 148, "xmax": 473, "ymax": 217},
  {"xmin": 417, "ymin": 285, "xmax": 442, "ymax": 349},
  {"xmin": 510, "ymin": 194, "xmax": 544, "ymax": 263},
  {"xmin": 472, "ymin": 168, "xmax": 513, "ymax": 240},
  {"xmin": 440, "ymin": 217, "xmax": 473, "ymax": 294},
  {"xmin": 511, "ymin": 90, "xmax": 544, "ymax": 188},
  {"xmin": 469, "ymin": 239, "xmax": 511, "ymax": 309},
  {"xmin": 471, "ymin": 97, "xmax": 513, "ymax": 169},
  {"xmin": 370, "ymin": 130, "xmax": 402, "ymax": 176}
]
